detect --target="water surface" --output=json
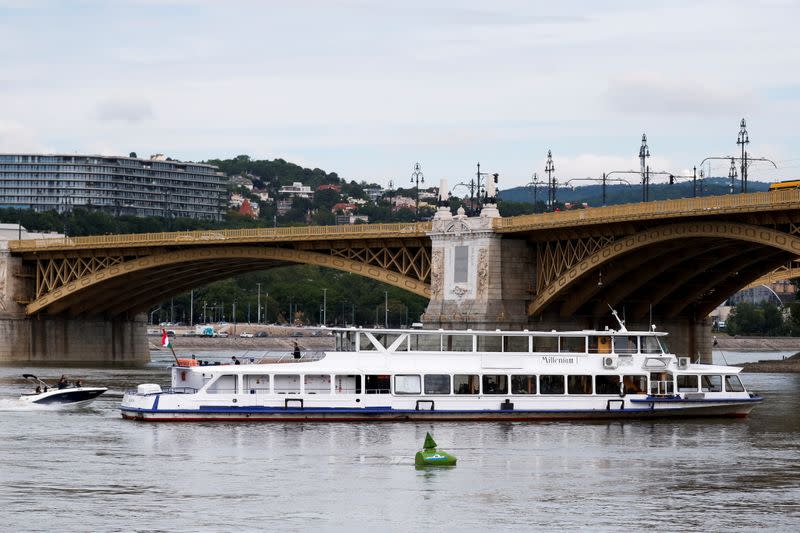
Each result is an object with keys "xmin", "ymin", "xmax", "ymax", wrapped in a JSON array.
[{"xmin": 1, "ymin": 354, "xmax": 798, "ymax": 532}]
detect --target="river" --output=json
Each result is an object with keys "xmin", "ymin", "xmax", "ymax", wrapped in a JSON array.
[{"xmin": 0, "ymin": 351, "xmax": 798, "ymax": 532}]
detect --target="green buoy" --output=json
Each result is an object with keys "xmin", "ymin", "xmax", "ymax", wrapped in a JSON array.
[{"xmin": 414, "ymin": 432, "xmax": 457, "ymax": 467}]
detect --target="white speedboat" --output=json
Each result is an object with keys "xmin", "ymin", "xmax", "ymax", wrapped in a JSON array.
[
  {"xmin": 121, "ymin": 316, "xmax": 762, "ymax": 422},
  {"xmin": 20, "ymin": 374, "xmax": 107, "ymax": 407}
]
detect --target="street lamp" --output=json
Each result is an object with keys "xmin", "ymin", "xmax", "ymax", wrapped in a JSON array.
[
  {"xmin": 527, "ymin": 172, "xmax": 548, "ymax": 212},
  {"xmin": 256, "ymin": 282, "xmax": 261, "ymax": 324},
  {"xmin": 322, "ymin": 288, "xmax": 327, "ymax": 326},
  {"xmin": 737, "ymin": 118, "xmax": 749, "ymax": 193},
  {"xmin": 545, "ymin": 150, "xmax": 556, "ymax": 210},
  {"xmin": 639, "ymin": 133, "xmax": 651, "ymax": 202},
  {"xmin": 728, "ymin": 157, "xmax": 738, "ymax": 194},
  {"xmin": 411, "ymin": 162, "xmax": 424, "ymax": 219}
]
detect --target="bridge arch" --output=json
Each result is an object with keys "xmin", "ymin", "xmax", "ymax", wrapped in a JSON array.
[
  {"xmin": 28, "ymin": 246, "xmax": 431, "ymax": 316},
  {"xmin": 529, "ymin": 221, "xmax": 800, "ymax": 318}
]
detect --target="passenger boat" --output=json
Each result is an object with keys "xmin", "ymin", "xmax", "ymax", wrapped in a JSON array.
[{"xmin": 121, "ymin": 318, "xmax": 762, "ymax": 422}]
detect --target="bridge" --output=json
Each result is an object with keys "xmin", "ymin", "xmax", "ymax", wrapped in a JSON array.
[{"xmin": 3, "ymin": 189, "xmax": 800, "ymax": 362}]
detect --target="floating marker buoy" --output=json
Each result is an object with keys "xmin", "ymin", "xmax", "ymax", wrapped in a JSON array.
[{"xmin": 414, "ymin": 432, "xmax": 457, "ymax": 467}]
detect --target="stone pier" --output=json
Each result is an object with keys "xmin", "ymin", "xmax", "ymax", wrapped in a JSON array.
[{"xmin": 0, "ymin": 227, "xmax": 149, "ymax": 364}]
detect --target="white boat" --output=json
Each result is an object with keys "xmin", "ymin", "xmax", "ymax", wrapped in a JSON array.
[
  {"xmin": 20, "ymin": 374, "xmax": 107, "ymax": 407},
  {"xmin": 121, "ymin": 322, "xmax": 762, "ymax": 422}
]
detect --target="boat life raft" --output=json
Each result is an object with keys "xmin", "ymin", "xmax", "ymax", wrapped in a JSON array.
[{"xmin": 414, "ymin": 432, "xmax": 457, "ymax": 467}]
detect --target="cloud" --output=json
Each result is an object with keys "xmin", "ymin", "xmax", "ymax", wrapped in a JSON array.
[
  {"xmin": 0, "ymin": 121, "xmax": 48, "ymax": 152},
  {"xmin": 93, "ymin": 98, "xmax": 154, "ymax": 123},
  {"xmin": 606, "ymin": 72, "xmax": 756, "ymax": 117}
]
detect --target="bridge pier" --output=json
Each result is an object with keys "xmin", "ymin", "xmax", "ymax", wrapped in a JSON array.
[
  {"xmin": 422, "ymin": 204, "xmax": 533, "ymax": 330},
  {"xmin": 0, "ymin": 240, "xmax": 149, "ymax": 364}
]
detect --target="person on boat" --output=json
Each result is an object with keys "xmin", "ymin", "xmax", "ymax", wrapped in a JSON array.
[
  {"xmin": 293, "ymin": 341, "xmax": 301, "ymax": 360},
  {"xmin": 57, "ymin": 375, "xmax": 68, "ymax": 389},
  {"xmin": 75, "ymin": 380, "xmax": 83, "ymax": 388},
  {"xmin": 35, "ymin": 386, "xmax": 41, "ymax": 394},
  {"xmin": 232, "ymin": 356, "xmax": 241, "ymax": 365}
]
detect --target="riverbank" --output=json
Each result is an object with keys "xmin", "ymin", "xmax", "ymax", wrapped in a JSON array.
[{"xmin": 715, "ymin": 335, "xmax": 800, "ymax": 352}]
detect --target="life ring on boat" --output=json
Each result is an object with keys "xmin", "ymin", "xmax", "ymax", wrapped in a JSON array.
[{"xmin": 618, "ymin": 382, "xmax": 626, "ymax": 398}]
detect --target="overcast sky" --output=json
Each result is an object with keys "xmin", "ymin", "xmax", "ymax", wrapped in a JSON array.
[{"xmin": 1, "ymin": 0, "xmax": 799, "ymax": 190}]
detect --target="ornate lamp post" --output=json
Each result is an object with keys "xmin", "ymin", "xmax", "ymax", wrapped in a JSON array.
[
  {"xmin": 728, "ymin": 157, "xmax": 738, "ymax": 194},
  {"xmin": 639, "ymin": 133, "xmax": 651, "ymax": 202},
  {"xmin": 737, "ymin": 119, "xmax": 749, "ymax": 193},
  {"xmin": 545, "ymin": 150, "xmax": 556, "ymax": 210},
  {"xmin": 411, "ymin": 162, "xmax": 424, "ymax": 218}
]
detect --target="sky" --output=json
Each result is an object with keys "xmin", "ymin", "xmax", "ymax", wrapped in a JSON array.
[{"xmin": 1, "ymin": 0, "xmax": 800, "ymax": 190}]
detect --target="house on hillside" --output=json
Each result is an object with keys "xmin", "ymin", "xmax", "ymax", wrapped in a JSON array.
[
  {"xmin": 230, "ymin": 175, "xmax": 254, "ymax": 190},
  {"xmin": 332, "ymin": 202, "xmax": 357, "ymax": 213},
  {"xmin": 336, "ymin": 214, "xmax": 369, "ymax": 225},
  {"xmin": 317, "ymin": 184, "xmax": 342, "ymax": 193},
  {"xmin": 279, "ymin": 182, "xmax": 314, "ymax": 199},
  {"xmin": 238, "ymin": 199, "xmax": 259, "ymax": 218},
  {"xmin": 229, "ymin": 193, "xmax": 245, "ymax": 209}
]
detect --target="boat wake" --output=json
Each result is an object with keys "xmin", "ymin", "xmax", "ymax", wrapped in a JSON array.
[{"xmin": 0, "ymin": 397, "xmax": 95, "ymax": 411}]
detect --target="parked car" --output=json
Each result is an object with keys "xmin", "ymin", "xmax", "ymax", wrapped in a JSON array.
[
  {"xmin": 218, "ymin": 332, "xmax": 229, "ymax": 338},
  {"xmin": 256, "ymin": 332, "xmax": 269, "ymax": 338},
  {"xmin": 290, "ymin": 332, "xmax": 303, "ymax": 337},
  {"xmin": 239, "ymin": 332, "xmax": 253, "ymax": 338}
]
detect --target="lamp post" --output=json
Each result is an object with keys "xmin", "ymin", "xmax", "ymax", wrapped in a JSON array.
[
  {"xmin": 728, "ymin": 157, "xmax": 738, "ymax": 194},
  {"xmin": 411, "ymin": 162, "xmax": 424, "ymax": 219},
  {"xmin": 527, "ymin": 172, "xmax": 547, "ymax": 212},
  {"xmin": 737, "ymin": 118, "xmax": 749, "ymax": 193},
  {"xmin": 639, "ymin": 133, "xmax": 651, "ymax": 202},
  {"xmin": 697, "ymin": 155, "xmax": 776, "ymax": 194},
  {"xmin": 545, "ymin": 150, "xmax": 556, "ymax": 210},
  {"xmin": 256, "ymin": 282, "xmax": 261, "ymax": 324},
  {"xmin": 322, "ymin": 288, "xmax": 327, "ymax": 326}
]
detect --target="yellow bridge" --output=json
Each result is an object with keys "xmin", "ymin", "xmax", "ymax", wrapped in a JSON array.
[{"xmin": 9, "ymin": 189, "xmax": 800, "ymax": 322}]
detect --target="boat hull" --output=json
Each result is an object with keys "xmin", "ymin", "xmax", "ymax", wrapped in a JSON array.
[
  {"xmin": 121, "ymin": 398, "xmax": 760, "ymax": 422},
  {"xmin": 22, "ymin": 387, "xmax": 107, "ymax": 406}
]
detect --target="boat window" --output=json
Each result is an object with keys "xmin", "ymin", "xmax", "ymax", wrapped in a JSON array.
[
  {"xmin": 511, "ymin": 375, "xmax": 537, "ymax": 394},
  {"xmin": 365, "ymin": 375, "xmax": 390, "ymax": 394},
  {"xmin": 244, "ymin": 375, "xmax": 270, "ymax": 394},
  {"xmin": 453, "ymin": 374, "xmax": 479, "ymax": 394},
  {"xmin": 658, "ymin": 337, "xmax": 670, "ymax": 354},
  {"xmin": 724, "ymin": 375, "xmax": 745, "ymax": 392},
  {"xmin": 394, "ymin": 374, "xmax": 421, "ymax": 395},
  {"xmin": 532, "ymin": 336, "xmax": 558, "ymax": 353},
  {"xmin": 304, "ymin": 374, "xmax": 331, "ymax": 394},
  {"xmin": 701, "ymin": 375, "xmax": 722, "ymax": 392},
  {"xmin": 274, "ymin": 374, "xmax": 301, "ymax": 394},
  {"xmin": 409, "ymin": 333, "xmax": 442, "ymax": 352},
  {"xmin": 614, "ymin": 336, "xmax": 638, "ymax": 354},
  {"xmin": 334, "ymin": 375, "xmax": 361, "ymax": 394},
  {"xmin": 641, "ymin": 336, "xmax": 662, "ymax": 354},
  {"xmin": 589, "ymin": 336, "xmax": 612, "ymax": 354},
  {"xmin": 504, "ymin": 336, "xmax": 529, "ymax": 352},
  {"xmin": 560, "ymin": 336, "xmax": 586, "ymax": 353},
  {"xmin": 207, "ymin": 374, "xmax": 236, "ymax": 394},
  {"xmin": 567, "ymin": 375, "xmax": 593, "ymax": 395},
  {"xmin": 595, "ymin": 375, "xmax": 620, "ymax": 395},
  {"xmin": 443, "ymin": 334, "xmax": 472, "ymax": 352},
  {"xmin": 540, "ymin": 375, "xmax": 565, "ymax": 394},
  {"xmin": 482, "ymin": 374, "xmax": 508, "ymax": 394},
  {"xmin": 477, "ymin": 335, "xmax": 502, "ymax": 352},
  {"xmin": 424, "ymin": 374, "xmax": 451, "ymax": 395},
  {"xmin": 676, "ymin": 374, "xmax": 699, "ymax": 392},
  {"xmin": 622, "ymin": 375, "xmax": 647, "ymax": 394}
]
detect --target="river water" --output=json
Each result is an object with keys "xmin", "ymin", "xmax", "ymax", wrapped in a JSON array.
[{"xmin": 1, "ymin": 351, "xmax": 798, "ymax": 532}]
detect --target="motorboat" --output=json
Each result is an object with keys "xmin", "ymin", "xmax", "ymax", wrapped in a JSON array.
[
  {"xmin": 121, "ymin": 317, "xmax": 762, "ymax": 422},
  {"xmin": 20, "ymin": 374, "xmax": 107, "ymax": 407}
]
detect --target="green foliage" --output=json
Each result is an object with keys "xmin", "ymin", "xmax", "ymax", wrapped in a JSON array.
[{"xmin": 726, "ymin": 301, "xmax": 788, "ymax": 336}]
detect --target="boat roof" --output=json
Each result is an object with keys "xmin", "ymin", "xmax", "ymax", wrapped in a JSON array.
[{"xmin": 320, "ymin": 326, "xmax": 668, "ymax": 336}]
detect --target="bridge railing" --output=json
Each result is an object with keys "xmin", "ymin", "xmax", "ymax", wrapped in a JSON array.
[
  {"xmin": 8, "ymin": 221, "xmax": 433, "ymax": 252},
  {"xmin": 494, "ymin": 189, "xmax": 800, "ymax": 231}
]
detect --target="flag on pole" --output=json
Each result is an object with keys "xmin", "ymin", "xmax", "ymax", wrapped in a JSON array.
[{"xmin": 161, "ymin": 329, "xmax": 172, "ymax": 349}]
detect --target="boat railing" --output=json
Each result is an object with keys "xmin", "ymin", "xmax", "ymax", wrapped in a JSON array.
[
  {"xmin": 124, "ymin": 387, "xmax": 198, "ymax": 395},
  {"xmin": 255, "ymin": 351, "xmax": 327, "ymax": 364},
  {"xmin": 649, "ymin": 380, "xmax": 675, "ymax": 397}
]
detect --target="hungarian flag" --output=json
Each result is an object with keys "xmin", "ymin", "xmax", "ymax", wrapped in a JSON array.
[{"xmin": 161, "ymin": 329, "xmax": 172, "ymax": 348}]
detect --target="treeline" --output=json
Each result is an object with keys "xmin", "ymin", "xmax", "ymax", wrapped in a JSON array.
[
  {"xmin": 725, "ymin": 301, "xmax": 800, "ymax": 336},
  {"xmin": 156, "ymin": 265, "xmax": 429, "ymax": 328}
]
